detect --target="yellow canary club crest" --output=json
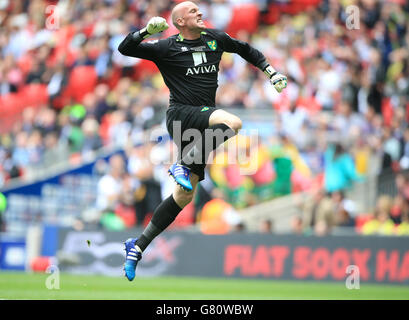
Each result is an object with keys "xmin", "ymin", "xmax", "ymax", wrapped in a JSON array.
[{"xmin": 207, "ymin": 40, "xmax": 217, "ymax": 51}]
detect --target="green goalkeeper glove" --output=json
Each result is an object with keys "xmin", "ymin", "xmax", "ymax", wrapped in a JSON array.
[
  {"xmin": 146, "ymin": 17, "xmax": 169, "ymax": 35},
  {"xmin": 138, "ymin": 17, "xmax": 169, "ymax": 39},
  {"xmin": 264, "ymin": 65, "xmax": 288, "ymax": 93}
]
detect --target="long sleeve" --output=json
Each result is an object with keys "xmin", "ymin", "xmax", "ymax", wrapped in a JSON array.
[
  {"xmin": 117, "ymin": 31, "xmax": 169, "ymax": 61},
  {"xmin": 209, "ymin": 29, "xmax": 269, "ymax": 71}
]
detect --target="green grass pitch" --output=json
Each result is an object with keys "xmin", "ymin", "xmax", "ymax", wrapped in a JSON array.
[{"xmin": 0, "ymin": 272, "xmax": 408, "ymax": 300}]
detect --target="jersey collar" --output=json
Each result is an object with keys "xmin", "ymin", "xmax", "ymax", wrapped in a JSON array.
[{"xmin": 176, "ymin": 31, "xmax": 207, "ymax": 42}]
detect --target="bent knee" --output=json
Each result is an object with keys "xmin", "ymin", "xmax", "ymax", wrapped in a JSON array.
[
  {"xmin": 173, "ymin": 190, "xmax": 194, "ymax": 208},
  {"xmin": 225, "ymin": 117, "xmax": 242, "ymax": 133},
  {"xmin": 210, "ymin": 110, "xmax": 242, "ymax": 134}
]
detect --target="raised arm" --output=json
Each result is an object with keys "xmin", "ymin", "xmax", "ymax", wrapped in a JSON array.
[
  {"xmin": 118, "ymin": 17, "xmax": 169, "ymax": 61},
  {"xmin": 212, "ymin": 29, "xmax": 287, "ymax": 93}
]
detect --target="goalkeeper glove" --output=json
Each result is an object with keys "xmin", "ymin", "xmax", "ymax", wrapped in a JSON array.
[
  {"xmin": 142, "ymin": 17, "xmax": 169, "ymax": 37},
  {"xmin": 264, "ymin": 65, "xmax": 288, "ymax": 93}
]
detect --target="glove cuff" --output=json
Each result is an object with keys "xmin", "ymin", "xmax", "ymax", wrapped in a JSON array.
[
  {"xmin": 131, "ymin": 28, "xmax": 150, "ymax": 42},
  {"xmin": 139, "ymin": 27, "xmax": 151, "ymax": 38},
  {"xmin": 263, "ymin": 65, "xmax": 277, "ymax": 79}
]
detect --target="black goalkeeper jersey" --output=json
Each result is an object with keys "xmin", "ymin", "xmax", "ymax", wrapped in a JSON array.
[{"xmin": 118, "ymin": 28, "xmax": 269, "ymax": 107}]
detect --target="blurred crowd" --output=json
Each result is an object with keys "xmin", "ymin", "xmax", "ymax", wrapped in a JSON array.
[
  {"xmin": 1, "ymin": 0, "xmax": 409, "ymax": 235},
  {"xmin": 291, "ymin": 171, "xmax": 409, "ymax": 236}
]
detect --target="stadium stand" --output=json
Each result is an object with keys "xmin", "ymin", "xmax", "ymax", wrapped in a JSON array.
[{"xmin": 0, "ymin": 0, "xmax": 409, "ymax": 237}]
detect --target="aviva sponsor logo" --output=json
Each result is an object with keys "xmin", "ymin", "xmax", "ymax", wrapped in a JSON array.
[
  {"xmin": 192, "ymin": 51, "xmax": 207, "ymax": 66},
  {"xmin": 186, "ymin": 64, "xmax": 217, "ymax": 76},
  {"xmin": 186, "ymin": 51, "xmax": 216, "ymax": 75}
]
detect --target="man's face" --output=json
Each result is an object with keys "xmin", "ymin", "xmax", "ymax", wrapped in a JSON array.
[{"xmin": 179, "ymin": 3, "xmax": 205, "ymax": 31}]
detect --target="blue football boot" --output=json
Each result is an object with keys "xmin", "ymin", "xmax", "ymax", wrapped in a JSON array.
[
  {"xmin": 168, "ymin": 163, "xmax": 193, "ymax": 192},
  {"xmin": 123, "ymin": 238, "xmax": 142, "ymax": 281}
]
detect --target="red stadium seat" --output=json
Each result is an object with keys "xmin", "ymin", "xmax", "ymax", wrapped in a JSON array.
[
  {"xmin": 0, "ymin": 93, "xmax": 22, "ymax": 115},
  {"xmin": 264, "ymin": 0, "xmax": 322, "ymax": 25},
  {"xmin": 30, "ymin": 256, "xmax": 52, "ymax": 272},
  {"xmin": 51, "ymin": 88, "xmax": 72, "ymax": 109},
  {"xmin": 19, "ymin": 84, "xmax": 49, "ymax": 109},
  {"xmin": 67, "ymin": 65, "xmax": 98, "ymax": 103},
  {"xmin": 0, "ymin": 93, "xmax": 23, "ymax": 132},
  {"xmin": 53, "ymin": 25, "xmax": 76, "ymax": 50},
  {"xmin": 280, "ymin": 0, "xmax": 322, "ymax": 15},
  {"xmin": 17, "ymin": 53, "xmax": 34, "ymax": 76},
  {"xmin": 263, "ymin": 4, "xmax": 281, "ymax": 25},
  {"xmin": 226, "ymin": 4, "xmax": 260, "ymax": 38},
  {"xmin": 133, "ymin": 59, "xmax": 159, "ymax": 81},
  {"xmin": 0, "ymin": 86, "xmax": 48, "ymax": 127}
]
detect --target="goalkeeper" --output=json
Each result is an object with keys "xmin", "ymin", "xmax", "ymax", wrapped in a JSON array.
[{"xmin": 118, "ymin": 0, "xmax": 287, "ymax": 281}]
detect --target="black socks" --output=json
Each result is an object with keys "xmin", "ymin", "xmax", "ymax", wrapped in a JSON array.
[
  {"xmin": 134, "ymin": 124, "xmax": 236, "ymax": 253},
  {"xmin": 135, "ymin": 195, "xmax": 182, "ymax": 252}
]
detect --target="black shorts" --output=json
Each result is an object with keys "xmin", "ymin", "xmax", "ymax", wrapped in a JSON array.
[{"xmin": 166, "ymin": 103, "xmax": 217, "ymax": 181}]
